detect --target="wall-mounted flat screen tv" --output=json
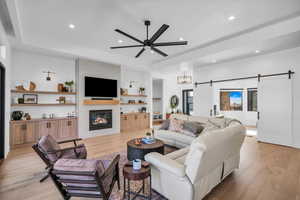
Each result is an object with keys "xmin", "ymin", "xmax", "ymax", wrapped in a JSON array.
[{"xmin": 85, "ymin": 76, "xmax": 117, "ymax": 97}]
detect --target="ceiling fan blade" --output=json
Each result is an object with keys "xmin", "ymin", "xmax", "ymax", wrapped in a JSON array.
[
  {"xmin": 135, "ymin": 48, "xmax": 145, "ymax": 58},
  {"xmin": 151, "ymin": 47, "xmax": 168, "ymax": 57},
  {"xmin": 110, "ymin": 45, "xmax": 144, "ymax": 49},
  {"xmin": 152, "ymin": 41, "xmax": 188, "ymax": 47},
  {"xmin": 149, "ymin": 24, "xmax": 169, "ymax": 44},
  {"xmin": 115, "ymin": 29, "xmax": 144, "ymax": 45}
]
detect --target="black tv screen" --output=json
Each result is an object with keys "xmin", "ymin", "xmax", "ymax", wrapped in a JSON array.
[{"xmin": 85, "ymin": 76, "xmax": 117, "ymax": 97}]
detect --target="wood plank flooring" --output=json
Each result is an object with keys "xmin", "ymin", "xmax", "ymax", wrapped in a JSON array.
[{"xmin": 0, "ymin": 130, "xmax": 300, "ymax": 200}]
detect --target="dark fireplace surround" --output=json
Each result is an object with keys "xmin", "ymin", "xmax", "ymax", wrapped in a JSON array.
[{"xmin": 89, "ymin": 110, "xmax": 112, "ymax": 131}]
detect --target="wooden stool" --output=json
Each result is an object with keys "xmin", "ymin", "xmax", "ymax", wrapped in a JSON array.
[{"xmin": 123, "ymin": 161, "xmax": 151, "ymax": 200}]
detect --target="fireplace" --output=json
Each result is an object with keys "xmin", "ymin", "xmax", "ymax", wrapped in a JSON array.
[{"xmin": 89, "ymin": 110, "xmax": 112, "ymax": 131}]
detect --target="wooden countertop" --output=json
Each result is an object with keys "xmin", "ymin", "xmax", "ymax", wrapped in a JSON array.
[
  {"xmin": 10, "ymin": 117, "xmax": 77, "ymax": 124},
  {"xmin": 121, "ymin": 112, "xmax": 149, "ymax": 116}
]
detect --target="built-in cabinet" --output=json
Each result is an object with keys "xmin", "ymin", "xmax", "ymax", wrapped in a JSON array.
[
  {"xmin": 10, "ymin": 117, "xmax": 78, "ymax": 148},
  {"xmin": 121, "ymin": 113, "xmax": 150, "ymax": 132}
]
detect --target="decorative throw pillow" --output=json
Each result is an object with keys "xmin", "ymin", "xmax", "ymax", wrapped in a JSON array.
[
  {"xmin": 159, "ymin": 119, "xmax": 170, "ymax": 130},
  {"xmin": 168, "ymin": 118, "xmax": 183, "ymax": 132},
  {"xmin": 182, "ymin": 121, "xmax": 205, "ymax": 136}
]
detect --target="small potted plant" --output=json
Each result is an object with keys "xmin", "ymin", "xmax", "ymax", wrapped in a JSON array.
[
  {"xmin": 146, "ymin": 132, "xmax": 152, "ymax": 139},
  {"xmin": 139, "ymin": 87, "xmax": 145, "ymax": 95},
  {"xmin": 65, "ymin": 80, "xmax": 74, "ymax": 92}
]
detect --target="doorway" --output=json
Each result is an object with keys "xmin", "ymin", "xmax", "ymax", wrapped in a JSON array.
[
  {"xmin": 182, "ymin": 89, "xmax": 193, "ymax": 115},
  {"xmin": 0, "ymin": 62, "xmax": 5, "ymax": 160}
]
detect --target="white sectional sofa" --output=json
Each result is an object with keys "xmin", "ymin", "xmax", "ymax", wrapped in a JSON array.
[{"xmin": 145, "ymin": 114, "xmax": 246, "ymax": 200}]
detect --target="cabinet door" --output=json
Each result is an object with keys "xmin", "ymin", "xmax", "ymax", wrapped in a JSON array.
[
  {"xmin": 10, "ymin": 123, "xmax": 26, "ymax": 145},
  {"xmin": 59, "ymin": 119, "xmax": 77, "ymax": 140},
  {"xmin": 121, "ymin": 115, "xmax": 128, "ymax": 132},
  {"xmin": 24, "ymin": 122, "xmax": 36, "ymax": 143},
  {"xmin": 145, "ymin": 113, "xmax": 150, "ymax": 129},
  {"xmin": 38, "ymin": 120, "xmax": 59, "ymax": 139}
]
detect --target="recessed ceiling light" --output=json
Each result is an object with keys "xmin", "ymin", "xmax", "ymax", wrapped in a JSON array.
[
  {"xmin": 69, "ymin": 24, "xmax": 75, "ymax": 29},
  {"xmin": 179, "ymin": 37, "xmax": 184, "ymax": 41},
  {"xmin": 150, "ymin": 50, "xmax": 154, "ymax": 54},
  {"xmin": 118, "ymin": 39, "xmax": 123, "ymax": 43},
  {"xmin": 255, "ymin": 50, "xmax": 260, "ymax": 53},
  {"xmin": 212, "ymin": 60, "xmax": 217, "ymax": 63},
  {"xmin": 228, "ymin": 15, "xmax": 236, "ymax": 21}
]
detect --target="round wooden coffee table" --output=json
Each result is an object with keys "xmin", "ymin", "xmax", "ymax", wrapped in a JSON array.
[
  {"xmin": 127, "ymin": 138, "xmax": 164, "ymax": 161},
  {"xmin": 123, "ymin": 162, "xmax": 151, "ymax": 200}
]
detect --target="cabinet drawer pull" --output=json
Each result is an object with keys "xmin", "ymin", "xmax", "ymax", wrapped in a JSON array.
[
  {"xmin": 67, "ymin": 121, "xmax": 72, "ymax": 126},
  {"xmin": 135, "ymin": 115, "xmax": 138, "ymax": 120}
]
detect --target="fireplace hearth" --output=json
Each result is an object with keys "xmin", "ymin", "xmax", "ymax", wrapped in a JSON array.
[{"xmin": 89, "ymin": 110, "xmax": 112, "ymax": 131}]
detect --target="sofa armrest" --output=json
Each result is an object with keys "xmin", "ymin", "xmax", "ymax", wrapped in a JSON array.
[{"xmin": 145, "ymin": 152, "xmax": 186, "ymax": 177}]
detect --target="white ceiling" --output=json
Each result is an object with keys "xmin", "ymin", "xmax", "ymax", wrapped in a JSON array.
[{"xmin": 5, "ymin": 0, "xmax": 300, "ymax": 69}]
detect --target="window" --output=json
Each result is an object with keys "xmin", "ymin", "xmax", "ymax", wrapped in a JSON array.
[
  {"xmin": 182, "ymin": 89, "xmax": 193, "ymax": 115},
  {"xmin": 220, "ymin": 90, "xmax": 243, "ymax": 111},
  {"xmin": 247, "ymin": 88, "xmax": 257, "ymax": 111}
]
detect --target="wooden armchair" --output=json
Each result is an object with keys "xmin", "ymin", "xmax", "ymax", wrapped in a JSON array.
[
  {"xmin": 32, "ymin": 135, "xmax": 87, "ymax": 182},
  {"xmin": 50, "ymin": 155, "xmax": 120, "ymax": 200}
]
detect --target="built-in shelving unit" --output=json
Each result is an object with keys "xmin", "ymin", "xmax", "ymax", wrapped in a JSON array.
[
  {"xmin": 121, "ymin": 94, "xmax": 147, "ymax": 97},
  {"xmin": 12, "ymin": 103, "xmax": 76, "ymax": 107},
  {"xmin": 11, "ymin": 90, "xmax": 76, "ymax": 95},
  {"xmin": 83, "ymin": 99, "xmax": 120, "ymax": 105},
  {"xmin": 152, "ymin": 97, "xmax": 161, "ymax": 101},
  {"xmin": 120, "ymin": 103, "xmax": 147, "ymax": 105}
]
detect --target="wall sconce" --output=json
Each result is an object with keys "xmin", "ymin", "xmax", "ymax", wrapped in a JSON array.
[{"xmin": 43, "ymin": 71, "xmax": 55, "ymax": 81}]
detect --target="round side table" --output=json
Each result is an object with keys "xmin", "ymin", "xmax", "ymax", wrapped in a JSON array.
[
  {"xmin": 123, "ymin": 162, "xmax": 151, "ymax": 200},
  {"xmin": 127, "ymin": 138, "xmax": 164, "ymax": 161}
]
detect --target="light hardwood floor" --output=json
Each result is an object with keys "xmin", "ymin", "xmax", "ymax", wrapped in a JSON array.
[{"xmin": 0, "ymin": 130, "xmax": 300, "ymax": 200}]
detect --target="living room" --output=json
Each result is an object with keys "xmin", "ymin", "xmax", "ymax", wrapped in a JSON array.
[{"xmin": 1, "ymin": 0, "xmax": 300, "ymax": 200}]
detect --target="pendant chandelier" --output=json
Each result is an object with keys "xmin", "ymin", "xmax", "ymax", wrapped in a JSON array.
[{"xmin": 177, "ymin": 71, "xmax": 192, "ymax": 84}]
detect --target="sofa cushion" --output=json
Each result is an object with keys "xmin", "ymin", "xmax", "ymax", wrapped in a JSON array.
[
  {"xmin": 182, "ymin": 121, "xmax": 205, "ymax": 136},
  {"xmin": 169, "ymin": 118, "xmax": 184, "ymax": 132},
  {"xmin": 159, "ymin": 119, "xmax": 170, "ymax": 130},
  {"xmin": 207, "ymin": 118, "xmax": 226, "ymax": 128},
  {"xmin": 155, "ymin": 130, "xmax": 194, "ymax": 148},
  {"xmin": 38, "ymin": 135, "xmax": 61, "ymax": 163}
]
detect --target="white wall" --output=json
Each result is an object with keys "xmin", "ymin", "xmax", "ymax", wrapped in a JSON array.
[
  {"xmin": 11, "ymin": 49, "xmax": 76, "ymax": 118},
  {"xmin": 194, "ymin": 47, "xmax": 300, "ymax": 148},
  {"xmin": 212, "ymin": 79, "xmax": 258, "ymax": 126},
  {"xmin": 77, "ymin": 59, "xmax": 121, "ymax": 138},
  {"xmin": 161, "ymin": 73, "xmax": 193, "ymax": 116},
  {"xmin": 120, "ymin": 67, "xmax": 152, "ymax": 114}
]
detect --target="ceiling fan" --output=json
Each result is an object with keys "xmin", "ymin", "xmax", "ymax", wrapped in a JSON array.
[{"xmin": 110, "ymin": 20, "xmax": 188, "ymax": 58}]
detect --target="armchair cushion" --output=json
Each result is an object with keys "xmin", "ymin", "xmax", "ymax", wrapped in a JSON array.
[
  {"xmin": 145, "ymin": 152, "xmax": 186, "ymax": 178},
  {"xmin": 38, "ymin": 135, "xmax": 61, "ymax": 163}
]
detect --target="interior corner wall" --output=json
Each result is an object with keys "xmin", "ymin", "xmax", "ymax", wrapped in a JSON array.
[
  {"xmin": 77, "ymin": 59, "xmax": 121, "ymax": 138},
  {"xmin": 0, "ymin": 32, "xmax": 11, "ymax": 158},
  {"xmin": 193, "ymin": 47, "xmax": 300, "ymax": 148}
]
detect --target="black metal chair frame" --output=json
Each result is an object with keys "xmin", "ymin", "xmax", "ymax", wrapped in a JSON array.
[
  {"xmin": 49, "ymin": 155, "xmax": 120, "ymax": 200},
  {"xmin": 32, "ymin": 138, "xmax": 85, "ymax": 182}
]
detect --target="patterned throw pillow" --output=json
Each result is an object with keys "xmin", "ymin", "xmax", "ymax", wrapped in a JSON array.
[
  {"xmin": 168, "ymin": 118, "xmax": 184, "ymax": 132},
  {"xmin": 159, "ymin": 119, "xmax": 170, "ymax": 130},
  {"xmin": 182, "ymin": 121, "xmax": 205, "ymax": 136}
]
